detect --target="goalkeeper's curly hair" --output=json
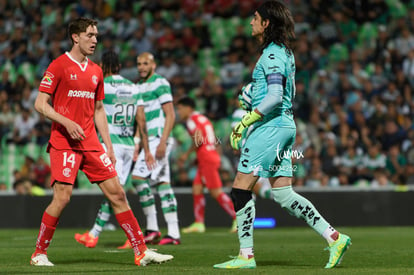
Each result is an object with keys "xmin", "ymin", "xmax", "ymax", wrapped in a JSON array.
[
  {"xmin": 101, "ymin": 50, "xmax": 120, "ymax": 76},
  {"xmin": 257, "ymin": 0, "xmax": 295, "ymax": 53}
]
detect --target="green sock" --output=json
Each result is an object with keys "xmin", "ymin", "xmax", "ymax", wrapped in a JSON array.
[
  {"xmin": 236, "ymin": 199, "xmax": 256, "ymax": 249},
  {"xmin": 90, "ymin": 199, "xmax": 113, "ymax": 237},
  {"xmin": 272, "ymin": 186, "xmax": 330, "ymax": 235},
  {"xmin": 157, "ymin": 183, "xmax": 180, "ymax": 239},
  {"xmin": 132, "ymin": 178, "xmax": 158, "ymax": 231}
]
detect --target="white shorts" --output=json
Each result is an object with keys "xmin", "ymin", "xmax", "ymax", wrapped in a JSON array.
[
  {"xmin": 131, "ymin": 137, "xmax": 174, "ymax": 185},
  {"xmin": 102, "ymin": 143, "xmax": 134, "ymax": 186}
]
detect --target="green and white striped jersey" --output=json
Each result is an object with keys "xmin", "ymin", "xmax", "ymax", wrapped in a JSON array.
[
  {"xmin": 103, "ymin": 74, "xmax": 143, "ymax": 146},
  {"xmin": 138, "ymin": 73, "xmax": 173, "ymax": 137}
]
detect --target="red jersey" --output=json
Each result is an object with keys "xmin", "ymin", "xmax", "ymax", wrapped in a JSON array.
[
  {"xmin": 39, "ymin": 52, "xmax": 104, "ymax": 151},
  {"xmin": 186, "ymin": 112, "xmax": 220, "ymax": 163}
]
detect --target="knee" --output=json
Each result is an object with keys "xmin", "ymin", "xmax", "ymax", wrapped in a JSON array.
[
  {"xmin": 110, "ymin": 189, "xmax": 128, "ymax": 207},
  {"xmin": 52, "ymin": 194, "xmax": 71, "ymax": 211},
  {"xmin": 209, "ymin": 188, "xmax": 221, "ymax": 199},
  {"xmin": 273, "ymin": 186, "xmax": 293, "ymax": 209},
  {"xmin": 230, "ymin": 188, "xmax": 252, "ymax": 212}
]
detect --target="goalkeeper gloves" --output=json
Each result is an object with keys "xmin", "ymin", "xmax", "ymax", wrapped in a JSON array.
[{"xmin": 230, "ymin": 110, "xmax": 263, "ymax": 150}]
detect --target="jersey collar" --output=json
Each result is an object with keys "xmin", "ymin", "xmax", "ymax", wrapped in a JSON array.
[
  {"xmin": 139, "ymin": 73, "xmax": 157, "ymax": 84},
  {"xmin": 65, "ymin": 52, "xmax": 89, "ymax": 72}
]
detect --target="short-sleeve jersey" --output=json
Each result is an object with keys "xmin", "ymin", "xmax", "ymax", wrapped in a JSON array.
[
  {"xmin": 186, "ymin": 112, "xmax": 220, "ymax": 163},
  {"xmin": 252, "ymin": 42, "xmax": 296, "ymax": 129},
  {"xmin": 137, "ymin": 73, "xmax": 172, "ymax": 137},
  {"xmin": 39, "ymin": 52, "xmax": 104, "ymax": 151},
  {"xmin": 103, "ymin": 74, "xmax": 143, "ymax": 146}
]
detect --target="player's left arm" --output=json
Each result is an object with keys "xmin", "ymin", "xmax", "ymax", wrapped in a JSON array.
[
  {"xmin": 233, "ymin": 62, "xmax": 284, "ymax": 133},
  {"xmin": 255, "ymin": 55, "xmax": 285, "ymax": 115},
  {"xmin": 255, "ymin": 72, "xmax": 284, "ymax": 115},
  {"xmin": 156, "ymin": 101, "xmax": 175, "ymax": 159},
  {"xmin": 94, "ymin": 100, "xmax": 116, "ymax": 165}
]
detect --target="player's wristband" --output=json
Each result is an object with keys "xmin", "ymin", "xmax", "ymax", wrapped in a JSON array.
[{"xmin": 134, "ymin": 136, "xmax": 141, "ymax": 145}]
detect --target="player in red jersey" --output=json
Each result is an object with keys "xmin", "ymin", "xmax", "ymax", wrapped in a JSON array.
[
  {"xmin": 176, "ymin": 96, "xmax": 236, "ymax": 233},
  {"xmin": 30, "ymin": 17, "xmax": 173, "ymax": 267}
]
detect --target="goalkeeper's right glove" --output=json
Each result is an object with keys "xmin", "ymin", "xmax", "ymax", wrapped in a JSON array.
[{"xmin": 230, "ymin": 110, "xmax": 262, "ymax": 150}]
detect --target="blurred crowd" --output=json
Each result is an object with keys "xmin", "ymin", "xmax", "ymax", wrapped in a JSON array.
[{"xmin": 1, "ymin": 0, "xmax": 414, "ymax": 193}]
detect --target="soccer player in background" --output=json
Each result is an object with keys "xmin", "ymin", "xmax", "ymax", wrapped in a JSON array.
[
  {"xmin": 118, "ymin": 52, "xmax": 180, "ymax": 248},
  {"xmin": 74, "ymin": 50, "xmax": 155, "ymax": 248},
  {"xmin": 176, "ymin": 96, "xmax": 237, "ymax": 233},
  {"xmin": 214, "ymin": 1, "xmax": 351, "ymax": 269},
  {"xmin": 30, "ymin": 18, "xmax": 172, "ymax": 267}
]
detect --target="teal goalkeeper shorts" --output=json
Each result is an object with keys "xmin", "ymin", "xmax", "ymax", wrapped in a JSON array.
[{"xmin": 238, "ymin": 126, "xmax": 296, "ymax": 178}]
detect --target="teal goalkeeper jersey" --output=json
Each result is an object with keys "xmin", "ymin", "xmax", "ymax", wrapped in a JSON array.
[
  {"xmin": 102, "ymin": 74, "xmax": 143, "ymax": 146},
  {"xmin": 252, "ymin": 42, "xmax": 296, "ymax": 129}
]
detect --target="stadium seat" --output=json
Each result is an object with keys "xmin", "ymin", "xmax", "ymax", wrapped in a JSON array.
[
  {"xmin": 224, "ymin": 17, "xmax": 241, "ymax": 38},
  {"xmin": 119, "ymin": 43, "xmax": 132, "ymax": 63},
  {"xmin": 386, "ymin": 0, "xmax": 407, "ymax": 18},
  {"xmin": 328, "ymin": 43, "xmax": 349, "ymax": 63},
  {"xmin": 356, "ymin": 22, "xmax": 378, "ymax": 50},
  {"xmin": 106, "ymin": 0, "xmax": 117, "ymax": 10},
  {"xmin": 0, "ymin": 61, "xmax": 17, "ymax": 83},
  {"xmin": 17, "ymin": 62, "xmax": 36, "ymax": 85},
  {"xmin": 243, "ymin": 17, "xmax": 252, "ymax": 36}
]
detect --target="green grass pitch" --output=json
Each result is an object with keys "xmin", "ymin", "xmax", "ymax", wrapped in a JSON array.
[{"xmin": 1, "ymin": 226, "xmax": 414, "ymax": 274}]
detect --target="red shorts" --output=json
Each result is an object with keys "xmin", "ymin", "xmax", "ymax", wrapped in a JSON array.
[
  {"xmin": 193, "ymin": 160, "xmax": 222, "ymax": 189},
  {"xmin": 49, "ymin": 146, "xmax": 117, "ymax": 186}
]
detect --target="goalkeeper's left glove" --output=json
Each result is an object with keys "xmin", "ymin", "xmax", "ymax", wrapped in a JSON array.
[{"xmin": 230, "ymin": 110, "xmax": 263, "ymax": 150}]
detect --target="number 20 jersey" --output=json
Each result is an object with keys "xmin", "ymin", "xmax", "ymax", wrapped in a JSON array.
[{"xmin": 103, "ymin": 74, "xmax": 143, "ymax": 146}]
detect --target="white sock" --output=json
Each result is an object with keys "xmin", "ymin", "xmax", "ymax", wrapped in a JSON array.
[
  {"xmin": 89, "ymin": 225, "xmax": 102, "ymax": 238},
  {"xmin": 146, "ymin": 212, "xmax": 159, "ymax": 232},
  {"xmin": 165, "ymin": 212, "xmax": 180, "ymax": 239},
  {"xmin": 322, "ymin": 226, "xmax": 338, "ymax": 244},
  {"xmin": 239, "ymin": 247, "xmax": 254, "ymax": 258}
]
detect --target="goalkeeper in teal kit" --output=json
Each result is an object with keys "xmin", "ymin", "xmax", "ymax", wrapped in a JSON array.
[{"xmin": 214, "ymin": 0, "xmax": 351, "ymax": 270}]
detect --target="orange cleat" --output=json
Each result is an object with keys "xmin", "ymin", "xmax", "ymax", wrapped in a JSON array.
[
  {"xmin": 74, "ymin": 231, "xmax": 99, "ymax": 248},
  {"xmin": 117, "ymin": 239, "xmax": 132, "ymax": 249}
]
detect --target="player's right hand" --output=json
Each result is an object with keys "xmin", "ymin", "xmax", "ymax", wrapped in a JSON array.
[
  {"xmin": 230, "ymin": 110, "xmax": 262, "ymax": 150},
  {"xmin": 155, "ymin": 142, "xmax": 166, "ymax": 160},
  {"xmin": 230, "ymin": 121, "xmax": 245, "ymax": 150},
  {"xmin": 106, "ymin": 148, "xmax": 117, "ymax": 166},
  {"xmin": 145, "ymin": 152, "xmax": 156, "ymax": 170}
]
